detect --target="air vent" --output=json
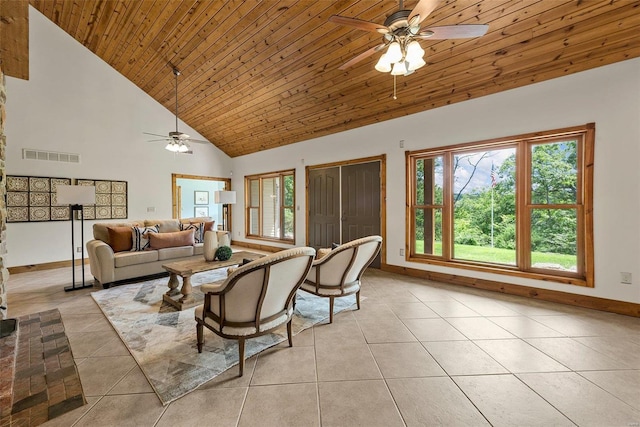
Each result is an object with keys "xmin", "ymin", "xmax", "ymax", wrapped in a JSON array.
[{"xmin": 22, "ymin": 149, "xmax": 81, "ymax": 163}]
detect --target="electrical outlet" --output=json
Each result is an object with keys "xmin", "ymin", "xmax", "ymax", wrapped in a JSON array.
[
  {"xmin": 76, "ymin": 247, "xmax": 82, "ymax": 253},
  {"xmin": 400, "ymin": 248, "xmax": 405, "ymax": 256},
  {"xmin": 399, "ymin": 140, "xmax": 405, "ymax": 148},
  {"xmin": 620, "ymin": 272, "xmax": 632, "ymax": 284},
  {"xmin": 147, "ymin": 207, "xmax": 156, "ymax": 212}
]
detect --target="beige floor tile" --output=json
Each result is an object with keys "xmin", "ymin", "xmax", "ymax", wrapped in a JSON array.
[
  {"xmin": 370, "ymin": 289, "xmax": 421, "ymax": 303},
  {"xmin": 238, "ymin": 383, "xmax": 319, "ymax": 427},
  {"xmin": 76, "ymin": 355, "xmax": 137, "ymax": 396},
  {"xmin": 90, "ymin": 335, "xmax": 132, "ymax": 357},
  {"xmin": 574, "ymin": 336, "xmax": 640, "ymax": 368},
  {"xmin": 531, "ymin": 314, "xmax": 638, "ymax": 337},
  {"xmin": 525, "ymin": 337, "xmax": 633, "ymax": 370},
  {"xmin": 108, "ymin": 366, "xmax": 154, "ymax": 395},
  {"xmin": 518, "ymin": 372, "xmax": 640, "ymax": 426},
  {"xmin": 425, "ymin": 300, "xmax": 480, "ymax": 317},
  {"xmin": 446, "ymin": 317, "xmax": 516, "ymax": 339},
  {"xmin": 313, "ymin": 318, "xmax": 366, "ymax": 346},
  {"xmin": 488, "ymin": 315, "xmax": 565, "ymax": 338},
  {"xmin": 356, "ymin": 317, "xmax": 417, "ymax": 343},
  {"xmin": 66, "ymin": 330, "xmax": 121, "ymax": 357},
  {"xmin": 74, "ymin": 393, "xmax": 164, "ymax": 426},
  {"xmin": 402, "ymin": 318, "xmax": 467, "ymax": 341},
  {"xmin": 315, "ymin": 343, "xmax": 381, "ymax": 381},
  {"xmin": 370, "ymin": 342, "xmax": 445, "ymax": 378},
  {"xmin": 451, "ymin": 299, "xmax": 521, "ymax": 317},
  {"xmin": 352, "ymin": 302, "xmax": 397, "ymax": 319},
  {"xmin": 58, "ymin": 313, "xmax": 112, "ymax": 333},
  {"xmin": 423, "ymin": 341, "xmax": 508, "ymax": 376},
  {"xmin": 156, "ymin": 387, "xmax": 247, "ymax": 427},
  {"xmin": 250, "ymin": 346, "xmax": 316, "ymax": 385},
  {"xmin": 453, "ymin": 374, "xmax": 573, "ymax": 426},
  {"xmin": 408, "ymin": 287, "xmax": 456, "ymax": 302},
  {"xmin": 318, "ymin": 380, "xmax": 404, "ymax": 427},
  {"xmin": 579, "ymin": 370, "xmax": 640, "ymax": 410},
  {"xmin": 387, "ymin": 377, "xmax": 490, "ymax": 426},
  {"xmin": 475, "ymin": 339, "xmax": 570, "ymax": 373},
  {"xmin": 387, "ymin": 302, "xmax": 439, "ymax": 319},
  {"xmin": 198, "ymin": 355, "xmax": 257, "ymax": 389}
]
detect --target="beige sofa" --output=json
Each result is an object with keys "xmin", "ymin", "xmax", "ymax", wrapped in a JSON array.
[{"xmin": 86, "ymin": 217, "xmax": 230, "ymax": 288}]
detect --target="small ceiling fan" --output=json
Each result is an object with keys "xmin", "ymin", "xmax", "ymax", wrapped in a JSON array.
[
  {"xmin": 330, "ymin": 0, "xmax": 489, "ymax": 75},
  {"xmin": 144, "ymin": 68, "xmax": 209, "ymax": 153}
]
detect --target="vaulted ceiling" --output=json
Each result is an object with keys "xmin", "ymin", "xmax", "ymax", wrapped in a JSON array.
[{"xmin": 29, "ymin": 0, "xmax": 640, "ymax": 157}]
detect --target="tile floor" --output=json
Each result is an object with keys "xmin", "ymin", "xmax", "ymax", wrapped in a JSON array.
[{"xmin": 6, "ymin": 262, "xmax": 640, "ymax": 426}]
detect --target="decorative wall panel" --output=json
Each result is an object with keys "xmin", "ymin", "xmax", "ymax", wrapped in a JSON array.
[{"xmin": 5, "ymin": 176, "xmax": 127, "ymax": 222}]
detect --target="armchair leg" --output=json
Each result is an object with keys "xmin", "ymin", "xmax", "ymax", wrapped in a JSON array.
[
  {"xmin": 287, "ymin": 319, "xmax": 293, "ymax": 347},
  {"xmin": 238, "ymin": 338, "xmax": 245, "ymax": 377},
  {"xmin": 356, "ymin": 290, "xmax": 361, "ymax": 310},
  {"xmin": 329, "ymin": 297, "xmax": 334, "ymax": 324},
  {"xmin": 196, "ymin": 322, "xmax": 204, "ymax": 353}
]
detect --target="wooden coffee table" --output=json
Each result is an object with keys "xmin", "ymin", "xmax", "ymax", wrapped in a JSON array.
[{"xmin": 162, "ymin": 251, "xmax": 262, "ymax": 310}]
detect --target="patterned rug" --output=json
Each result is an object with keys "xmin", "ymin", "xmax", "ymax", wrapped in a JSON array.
[{"xmin": 91, "ymin": 270, "xmax": 357, "ymax": 405}]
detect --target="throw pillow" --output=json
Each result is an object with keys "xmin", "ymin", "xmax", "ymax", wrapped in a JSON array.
[
  {"xmin": 131, "ymin": 225, "xmax": 159, "ymax": 251},
  {"xmin": 203, "ymin": 220, "xmax": 215, "ymax": 232},
  {"xmin": 180, "ymin": 222, "xmax": 205, "ymax": 243},
  {"xmin": 107, "ymin": 226, "xmax": 133, "ymax": 252},
  {"xmin": 148, "ymin": 229, "xmax": 195, "ymax": 249}
]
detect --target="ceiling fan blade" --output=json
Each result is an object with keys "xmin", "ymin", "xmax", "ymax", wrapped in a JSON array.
[
  {"xmin": 143, "ymin": 132, "xmax": 169, "ymax": 138},
  {"xmin": 329, "ymin": 15, "xmax": 388, "ymax": 33},
  {"xmin": 187, "ymin": 139, "xmax": 210, "ymax": 144},
  {"xmin": 147, "ymin": 139, "xmax": 170, "ymax": 142},
  {"xmin": 408, "ymin": 0, "xmax": 440, "ymax": 25},
  {"xmin": 417, "ymin": 24, "xmax": 489, "ymax": 39},
  {"xmin": 339, "ymin": 44, "xmax": 386, "ymax": 70}
]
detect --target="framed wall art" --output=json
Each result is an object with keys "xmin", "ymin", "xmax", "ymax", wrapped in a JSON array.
[
  {"xmin": 76, "ymin": 179, "xmax": 128, "ymax": 220},
  {"xmin": 6, "ymin": 175, "xmax": 72, "ymax": 222},
  {"xmin": 194, "ymin": 191, "xmax": 209, "ymax": 205},
  {"xmin": 194, "ymin": 206, "xmax": 209, "ymax": 217}
]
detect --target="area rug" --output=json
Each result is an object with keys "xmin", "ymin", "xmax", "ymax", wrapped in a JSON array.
[{"xmin": 91, "ymin": 271, "xmax": 357, "ymax": 405}]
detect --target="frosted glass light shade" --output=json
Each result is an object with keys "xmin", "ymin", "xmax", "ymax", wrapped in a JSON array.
[
  {"xmin": 405, "ymin": 40, "xmax": 424, "ymax": 62},
  {"xmin": 177, "ymin": 143, "xmax": 189, "ymax": 152},
  {"xmin": 214, "ymin": 190, "xmax": 237, "ymax": 204},
  {"xmin": 56, "ymin": 185, "xmax": 96, "ymax": 205},
  {"xmin": 391, "ymin": 61, "xmax": 408, "ymax": 76},
  {"xmin": 386, "ymin": 42, "xmax": 403, "ymax": 63},
  {"xmin": 407, "ymin": 57, "xmax": 426, "ymax": 71},
  {"xmin": 375, "ymin": 54, "xmax": 392, "ymax": 72}
]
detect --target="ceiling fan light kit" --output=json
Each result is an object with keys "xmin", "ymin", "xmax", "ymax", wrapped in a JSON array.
[
  {"xmin": 330, "ymin": 0, "xmax": 489, "ymax": 92},
  {"xmin": 144, "ymin": 67, "xmax": 210, "ymax": 153}
]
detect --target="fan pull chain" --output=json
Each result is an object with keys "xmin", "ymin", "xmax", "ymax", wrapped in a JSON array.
[{"xmin": 393, "ymin": 75, "xmax": 397, "ymax": 100}]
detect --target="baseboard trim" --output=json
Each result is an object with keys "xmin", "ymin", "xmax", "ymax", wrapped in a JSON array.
[
  {"xmin": 9, "ymin": 259, "xmax": 90, "ymax": 274},
  {"xmin": 381, "ymin": 263, "xmax": 640, "ymax": 318}
]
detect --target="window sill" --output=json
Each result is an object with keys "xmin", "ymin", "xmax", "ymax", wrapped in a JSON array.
[{"xmin": 407, "ymin": 255, "xmax": 590, "ymax": 288}]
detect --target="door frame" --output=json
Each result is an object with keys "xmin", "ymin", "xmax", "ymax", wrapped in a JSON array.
[
  {"xmin": 171, "ymin": 173, "xmax": 231, "ymax": 224},
  {"xmin": 305, "ymin": 154, "xmax": 386, "ymax": 265}
]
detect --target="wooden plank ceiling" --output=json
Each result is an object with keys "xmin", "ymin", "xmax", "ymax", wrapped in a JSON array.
[
  {"xmin": 0, "ymin": 0, "xmax": 29, "ymax": 80},
  {"xmin": 31, "ymin": 0, "xmax": 640, "ymax": 158}
]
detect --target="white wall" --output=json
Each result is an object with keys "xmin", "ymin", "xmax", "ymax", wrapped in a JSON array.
[
  {"xmin": 4, "ymin": 8, "xmax": 232, "ymax": 267},
  {"xmin": 232, "ymin": 57, "xmax": 640, "ymax": 304}
]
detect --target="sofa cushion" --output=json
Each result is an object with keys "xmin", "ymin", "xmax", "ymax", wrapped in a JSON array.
[
  {"xmin": 157, "ymin": 246, "xmax": 194, "ymax": 261},
  {"xmin": 148, "ymin": 229, "xmax": 195, "ymax": 249},
  {"xmin": 194, "ymin": 242, "xmax": 204, "ymax": 255},
  {"xmin": 93, "ymin": 221, "xmax": 142, "ymax": 243},
  {"xmin": 132, "ymin": 225, "xmax": 160, "ymax": 251},
  {"xmin": 107, "ymin": 226, "xmax": 133, "ymax": 252},
  {"xmin": 114, "ymin": 250, "xmax": 159, "ymax": 268},
  {"xmin": 180, "ymin": 222, "xmax": 205, "ymax": 243},
  {"xmin": 144, "ymin": 219, "xmax": 180, "ymax": 233}
]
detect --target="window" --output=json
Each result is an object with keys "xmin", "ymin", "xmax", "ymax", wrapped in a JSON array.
[
  {"xmin": 246, "ymin": 169, "xmax": 295, "ymax": 242},
  {"xmin": 407, "ymin": 124, "xmax": 594, "ymax": 287}
]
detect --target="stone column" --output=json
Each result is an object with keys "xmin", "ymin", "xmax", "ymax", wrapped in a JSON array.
[{"xmin": 0, "ymin": 67, "xmax": 8, "ymax": 319}]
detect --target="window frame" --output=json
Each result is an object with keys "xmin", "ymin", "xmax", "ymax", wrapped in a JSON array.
[
  {"xmin": 244, "ymin": 169, "xmax": 295, "ymax": 243},
  {"xmin": 406, "ymin": 124, "xmax": 595, "ymax": 287}
]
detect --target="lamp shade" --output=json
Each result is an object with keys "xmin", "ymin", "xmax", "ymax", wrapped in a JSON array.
[
  {"xmin": 56, "ymin": 185, "xmax": 96, "ymax": 205},
  {"xmin": 386, "ymin": 42, "xmax": 403, "ymax": 63},
  {"xmin": 214, "ymin": 190, "xmax": 236, "ymax": 204}
]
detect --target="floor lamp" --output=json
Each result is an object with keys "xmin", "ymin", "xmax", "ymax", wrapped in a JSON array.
[
  {"xmin": 56, "ymin": 185, "xmax": 96, "ymax": 292},
  {"xmin": 214, "ymin": 190, "xmax": 236, "ymax": 231}
]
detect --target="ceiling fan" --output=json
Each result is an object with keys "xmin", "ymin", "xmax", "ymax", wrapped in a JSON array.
[
  {"xmin": 330, "ymin": 0, "xmax": 489, "ymax": 75},
  {"xmin": 144, "ymin": 68, "xmax": 209, "ymax": 153}
]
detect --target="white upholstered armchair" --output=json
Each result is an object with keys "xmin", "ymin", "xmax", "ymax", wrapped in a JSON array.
[
  {"xmin": 195, "ymin": 247, "xmax": 315, "ymax": 376},
  {"xmin": 300, "ymin": 235, "xmax": 382, "ymax": 323}
]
